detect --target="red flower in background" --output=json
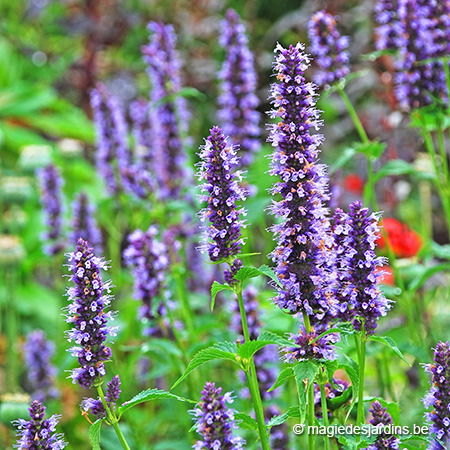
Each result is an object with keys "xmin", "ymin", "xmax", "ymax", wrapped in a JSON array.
[
  {"xmin": 377, "ymin": 218, "xmax": 422, "ymax": 258},
  {"xmin": 343, "ymin": 174, "xmax": 364, "ymax": 194},
  {"xmin": 375, "ymin": 266, "xmax": 395, "ymax": 285}
]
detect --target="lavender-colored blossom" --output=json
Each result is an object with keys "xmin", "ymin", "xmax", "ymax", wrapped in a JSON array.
[
  {"xmin": 308, "ymin": 10, "xmax": 350, "ymax": 87},
  {"xmin": 23, "ymin": 330, "xmax": 59, "ymax": 403},
  {"xmin": 374, "ymin": 0, "xmax": 404, "ymax": 51},
  {"xmin": 197, "ymin": 126, "xmax": 247, "ymax": 283},
  {"xmin": 283, "ymin": 324, "xmax": 338, "ymax": 363},
  {"xmin": 64, "ymin": 238, "xmax": 117, "ymax": 389},
  {"xmin": 123, "ymin": 226, "xmax": 172, "ymax": 337},
  {"xmin": 265, "ymin": 405, "xmax": 289, "ymax": 450},
  {"xmin": 12, "ymin": 400, "xmax": 66, "ymax": 450},
  {"xmin": 91, "ymin": 84, "xmax": 131, "ymax": 194},
  {"xmin": 142, "ymin": 22, "xmax": 190, "ymax": 199},
  {"xmin": 130, "ymin": 99, "xmax": 155, "ymax": 172},
  {"xmin": 37, "ymin": 164, "xmax": 65, "ymax": 255},
  {"xmin": 80, "ymin": 397, "xmax": 106, "ymax": 420},
  {"xmin": 333, "ymin": 201, "xmax": 391, "ymax": 335},
  {"xmin": 191, "ymin": 382, "xmax": 245, "ymax": 450},
  {"xmin": 70, "ymin": 192, "xmax": 102, "ymax": 254},
  {"xmin": 423, "ymin": 341, "xmax": 450, "ymax": 450},
  {"xmin": 120, "ymin": 165, "xmax": 155, "ymax": 200},
  {"xmin": 218, "ymin": 8, "xmax": 260, "ymax": 168},
  {"xmin": 267, "ymin": 42, "xmax": 334, "ymax": 322},
  {"xmin": 314, "ymin": 378, "xmax": 350, "ymax": 419},
  {"xmin": 364, "ymin": 401, "xmax": 400, "ymax": 450}
]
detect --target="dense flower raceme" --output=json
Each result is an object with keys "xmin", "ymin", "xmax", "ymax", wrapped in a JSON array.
[
  {"xmin": 313, "ymin": 378, "xmax": 350, "ymax": 419},
  {"xmin": 308, "ymin": 10, "xmax": 350, "ymax": 88},
  {"xmin": 191, "ymin": 382, "xmax": 245, "ymax": 450},
  {"xmin": 374, "ymin": 0, "xmax": 403, "ymax": 51},
  {"xmin": 142, "ymin": 21, "xmax": 191, "ymax": 199},
  {"xmin": 364, "ymin": 401, "xmax": 400, "ymax": 450},
  {"xmin": 70, "ymin": 192, "xmax": 102, "ymax": 254},
  {"xmin": 333, "ymin": 202, "xmax": 392, "ymax": 335},
  {"xmin": 120, "ymin": 165, "xmax": 155, "ymax": 200},
  {"xmin": 218, "ymin": 8, "xmax": 260, "ymax": 168},
  {"xmin": 13, "ymin": 400, "xmax": 66, "ymax": 450},
  {"xmin": 197, "ymin": 126, "xmax": 247, "ymax": 283},
  {"xmin": 90, "ymin": 84, "xmax": 131, "ymax": 195},
  {"xmin": 64, "ymin": 238, "xmax": 117, "ymax": 389},
  {"xmin": 23, "ymin": 330, "xmax": 59, "ymax": 403},
  {"xmin": 423, "ymin": 341, "xmax": 450, "ymax": 450},
  {"xmin": 81, "ymin": 375, "xmax": 122, "ymax": 420},
  {"xmin": 123, "ymin": 226, "xmax": 172, "ymax": 337},
  {"xmin": 130, "ymin": 99, "xmax": 155, "ymax": 172},
  {"xmin": 37, "ymin": 164, "xmax": 65, "ymax": 256},
  {"xmin": 267, "ymin": 42, "xmax": 334, "ymax": 322}
]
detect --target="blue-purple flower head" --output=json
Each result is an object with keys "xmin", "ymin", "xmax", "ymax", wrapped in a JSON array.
[
  {"xmin": 374, "ymin": 0, "xmax": 404, "ymax": 51},
  {"xmin": 37, "ymin": 164, "xmax": 65, "ymax": 256},
  {"xmin": 70, "ymin": 192, "xmax": 102, "ymax": 254},
  {"xmin": 333, "ymin": 201, "xmax": 392, "ymax": 335},
  {"xmin": 197, "ymin": 126, "xmax": 247, "ymax": 282},
  {"xmin": 64, "ymin": 238, "xmax": 118, "ymax": 389},
  {"xmin": 191, "ymin": 381, "xmax": 245, "ymax": 450},
  {"xmin": 13, "ymin": 400, "xmax": 66, "ymax": 450},
  {"xmin": 423, "ymin": 341, "xmax": 450, "ymax": 450},
  {"xmin": 23, "ymin": 330, "xmax": 59, "ymax": 403},
  {"xmin": 267, "ymin": 42, "xmax": 334, "ymax": 322},
  {"xmin": 218, "ymin": 8, "xmax": 260, "ymax": 168},
  {"xmin": 366, "ymin": 401, "xmax": 400, "ymax": 450},
  {"xmin": 308, "ymin": 10, "xmax": 350, "ymax": 88}
]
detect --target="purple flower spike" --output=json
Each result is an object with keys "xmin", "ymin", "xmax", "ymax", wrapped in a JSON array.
[
  {"xmin": 197, "ymin": 126, "xmax": 247, "ymax": 282},
  {"xmin": 130, "ymin": 99, "xmax": 155, "ymax": 172},
  {"xmin": 37, "ymin": 164, "xmax": 65, "ymax": 256},
  {"xmin": 374, "ymin": 0, "xmax": 404, "ymax": 51},
  {"xmin": 364, "ymin": 401, "xmax": 400, "ymax": 450},
  {"xmin": 191, "ymin": 381, "xmax": 245, "ymax": 450},
  {"xmin": 283, "ymin": 324, "xmax": 338, "ymax": 363},
  {"xmin": 13, "ymin": 400, "xmax": 67, "ymax": 450},
  {"xmin": 334, "ymin": 201, "xmax": 392, "ymax": 335},
  {"xmin": 91, "ymin": 84, "xmax": 131, "ymax": 195},
  {"xmin": 64, "ymin": 238, "xmax": 118, "ymax": 389},
  {"xmin": 308, "ymin": 10, "xmax": 350, "ymax": 88},
  {"xmin": 142, "ymin": 22, "xmax": 191, "ymax": 199},
  {"xmin": 80, "ymin": 397, "xmax": 106, "ymax": 420},
  {"xmin": 218, "ymin": 8, "xmax": 260, "ymax": 168},
  {"xmin": 106, "ymin": 375, "xmax": 121, "ymax": 404},
  {"xmin": 423, "ymin": 341, "xmax": 450, "ymax": 450},
  {"xmin": 267, "ymin": 42, "xmax": 334, "ymax": 322},
  {"xmin": 70, "ymin": 192, "xmax": 102, "ymax": 254},
  {"xmin": 23, "ymin": 330, "xmax": 59, "ymax": 403}
]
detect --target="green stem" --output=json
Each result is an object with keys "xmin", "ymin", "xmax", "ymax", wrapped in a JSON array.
[
  {"xmin": 173, "ymin": 267, "xmax": 195, "ymax": 336},
  {"xmin": 319, "ymin": 378, "xmax": 331, "ymax": 450},
  {"xmin": 443, "ymin": 56, "xmax": 450, "ymax": 114},
  {"xmin": 6, "ymin": 269, "xmax": 18, "ymax": 391},
  {"xmin": 302, "ymin": 313, "xmax": 315, "ymax": 450},
  {"xmin": 236, "ymin": 286, "xmax": 270, "ymax": 450},
  {"xmin": 356, "ymin": 328, "xmax": 367, "ymax": 430},
  {"xmin": 97, "ymin": 385, "xmax": 132, "ymax": 450}
]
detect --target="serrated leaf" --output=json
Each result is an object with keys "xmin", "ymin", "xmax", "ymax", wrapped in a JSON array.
[
  {"xmin": 373, "ymin": 159, "xmax": 436, "ymax": 183},
  {"xmin": 294, "ymin": 361, "xmax": 320, "ymax": 423},
  {"xmin": 267, "ymin": 406, "xmax": 300, "ymax": 428},
  {"xmin": 340, "ymin": 363, "xmax": 359, "ymax": 420},
  {"xmin": 234, "ymin": 265, "xmax": 282, "ymax": 287},
  {"xmin": 210, "ymin": 281, "xmax": 233, "ymax": 311},
  {"xmin": 88, "ymin": 419, "xmax": 103, "ymax": 450},
  {"xmin": 171, "ymin": 347, "xmax": 237, "ymax": 390},
  {"xmin": 258, "ymin": 330, "xmax": 292, "ymax": 347},
  {"xmin": 268, "ymin": 367, "xmax": 294, "ymax": 392},
  {"xmin": 215, "ymin": 341, "xmax": 238, "ymax": 353},
  {"xmin": 354, "ymin": 140, "xmax": 387, "ymax": 160},
  {"xmin": 235, "ymin": 412, "xmax": 259, "ymax": 431},
  {"xmin": 370, "ymin": 336, "xmax": 411, "ymax": 366},
  {"xmin": 118, "ymin": 389, "xmax": 194, "ymax": 418},
  {"xmin": 237, "ymin": 340, "xmax": 276, "ymax": 361}
]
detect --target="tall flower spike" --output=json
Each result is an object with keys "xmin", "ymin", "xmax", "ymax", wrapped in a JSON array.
[
  {"xmin": 64, "ymin": 238, "xmax": 117, "ymax": 389},
  {"xmin": 13, "ymin": 400, "xmax": 67, "ymax": 450},
  {"xmin": 142, "ymin": 22, "xmax": 191, "ymax": 199},
  {"xmin": 91, "ymin": 84, "xmax": 131, "ymax": 194},
  {"xmin": 191, "ymin": 382, "xmax": 245, "ymax": 450},
  {"xmin": 70, "ymin": 192, "xmax": 102, "ymax": 254},
  {"xmin": 197, "ymin": 126, "xmax": 247, "ymax": 283},
  {"xmin": 123, "ymin": 226, "xmax": 172, "ymax": 337},
  {"xmin": 23, "ymin": 330, "xmax": 59, "ymax": 403},
  {"xmin": 423, "ymin": 341, "xmax": 450, "ymax": 450},
  {"xmin": 37, "ymin": 164, "xmax": 65, "ymax": 256},
  {"xmin": 218, "ymin": 8, "xmax": 260, "ymax": 168},
  {"xmin": 130, "ymin": 99, "xmax": 155, "ymax": 172},
  {"xmin": 336, "ymin": 201, "xmax": 391, "ymax": 335},
  {"xmin": 267, "ymin": 42, "xmax": 334, "ymax": 322},
  {"xmin": 374, "ymin": 0, "xmax": 404, "ymax": 51},
  {"xmin": 365, "ymin": 401, "xmax": 400, "ymax": 450},
  {"xmin": 308, "ymin": 10, "xmax": 350, "ymax": 88}
]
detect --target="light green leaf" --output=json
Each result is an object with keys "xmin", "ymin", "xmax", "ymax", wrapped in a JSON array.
[
  {"xmin": 373, "ymin": 159, "xmax": 435, "ymax": 183},
  {"xmin": 267, "ymin": 406, "xmax": 301, "ymax": 428},
  {"xmin": 329, "ymin": 147, "xmax": 356, "ymax": 174},
  {"xmin": 369, "ymin": 336, "xmax": 411, "ymax": 366},
  {"xmin": 268, "ymin": 367, "xmax": 294, "ymax": 392},
  {"xmin": 235, "ymin": 265, "xmax": 282, "ymax": 287},
  {"xmin": 294, "ymin": 361, "xmax": 320, "ymax": 423},
  {"xmin": 210, "ymin": 281, "xmax": 233, "ymax": 311},
  {"xmin": 408, "ymin": 262, "xmax": 450, "ymax": 291},
  {"xmin": 258, "ymin": 330, "xmax": 292, "ymax": 347},
  {"xmin": 354, "ymin": 140, "xmax": 386, "ymax": 160},
  {"xmin": 237, "ymin": 340, "xmax": 276, "ymax": 361},
  {"xmin": 88, "ymin": 419, "xmax": 103, "ymax": 450},
  {"xmin": 235, "ymin": 412, "xmax": 259, "ymax": 431}
]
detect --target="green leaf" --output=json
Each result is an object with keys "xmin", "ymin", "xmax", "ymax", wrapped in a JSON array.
[
  {"xmin": 210, "ymin": 281, "xmax": 233, "ymax": 311},
  {"xmin": 268, "ymin": 367, "xmax": 294, "ymax": 392},
  {"xmin": 293, "ymin": 361, "xmax": 320, "ymax": 423},
  {"xmin": 118, "ymin": 389, "xmax": 194, "ymax": 418},
  {"xmin": 407, "ymin": 262, "xmax": 450, "ymax": 291},
  {"xmin": 340, "ymin": 363, "xmax": 359, "ymax": 420},
  {"xmin": 171, "ymin": 346, "xmax": 237, "ymax": 390},
  {"xmin": 237, "ymin": 340, "xmax": 276, "ymax": 361},
  {"xmin": 329, "ymin": 147, "xmax": 356, "ymax": 174},
  {"xmin": 258, "ymin": 330, "xmax": 292, "ymax": 346},
  {"xmin": 88, "ymin": 419, "xmax": 103, "ymax": 450},
  {"xmin": 354, "ymin": 140, "xmax": 387, "ymax": 160},
  {"xmin": 235, "ymin": 265, "xmax": 282, "ymax": 287},
  {"xmin": 369, "ymin": 336, "xmax": 411, "ymax": 366},
  {"xmin": 328, "ymin": 386, "xmax": 353, "ymax": 410},
  {"xmin": 267, "ymin": 406, "xmax": 301, "ymax": 428},
  {"xmin": 235, "ymin": 412, "xmax": 259, "ymax": 431},
  {"xmin": 322, "ymin": 360, "xmax": 339, "ymax": 385},
  {"xmin": 373, "ymin": 159, "xmax": 436, "ymax": 184}
]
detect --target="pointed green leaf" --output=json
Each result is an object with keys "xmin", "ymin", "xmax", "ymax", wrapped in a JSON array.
[
  {"xmin": 369, "ymin": 336, "xmax": 411, "ymax": 366},
  {"xmin": 237, "ymin": 340, "xmax": 276, "ymax": 360},
  {"xmin": 267, "ymin": 406, "xmax": 301, "ymax": 428},
  {"xmin": 235, "ymin": 412, "xmax": 259, "ymax": 431},
  {"xmin": 258, "ymin": 330, "xmax": 292, "ymax": 347},
  {"xmin": 88, "ymin": 419, "xmax": 103, "ymax": 450},
  {"xmin": 234, "ymin": 265, "xmax": 282, "ymax": 287},
  {"xmin": 293, "ymin": 361, "xmax": 320, "ymax": 423},
  {"xmin": 210, "ymin": 281, "xmax": 233, "ymax": 311},
  {"xmin": 268, "ymin": 367, "xmax": 294, "ymax": 392}
]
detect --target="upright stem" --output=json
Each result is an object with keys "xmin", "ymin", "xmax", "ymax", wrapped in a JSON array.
[
  {"xmin": 6, "ymin": 269, "xmax": 18, "ymax": 391},
  {"xmin": 236, "ymin": 286, "xmax": 270, "ymax": 450},
  {"xmin": 319, "ymin": 378, "xmax": 331, "ymax": 450},
  {"xmin": 356, "ymin": 327, "xmax": 367, "ymax": 429},
  {"xmin": 97, "ymin": 384, "xmax": 132, "ymax": 450},
  {"xmin": 173, "ymin": 267, "xmax": 195, "ymax": 336},
  {"xmin": 303, "ymin": 313, "xmax": 315, "ymax": 450}
]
